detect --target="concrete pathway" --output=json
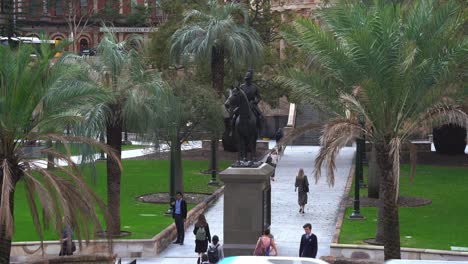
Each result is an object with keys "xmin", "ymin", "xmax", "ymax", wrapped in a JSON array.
[
  {"xmin": 270, "ymin": 146, "xmax": 354, "ymax": 258},
  {"xmin": 119, "ymin": 145, "xmax": 354, "ymax": 264}
]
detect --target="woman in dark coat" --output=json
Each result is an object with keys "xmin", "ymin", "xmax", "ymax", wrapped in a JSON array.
[
  {"xmin": 194, "ymin": 214, "xmax": 211, "ymax": 263},
  {"xmin": 295, "ymin": 168, "xmax": 309, "ymax": 214}
]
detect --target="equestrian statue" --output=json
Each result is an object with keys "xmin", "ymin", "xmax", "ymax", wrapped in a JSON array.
[{"xmin": 224, "ymin": 70, "xmax": 264, "ymax": 167}]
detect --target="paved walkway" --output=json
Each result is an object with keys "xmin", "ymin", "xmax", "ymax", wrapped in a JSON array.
[{"xmin": 119, "ymin": 145, "xmax": 354, "ymax": 264}]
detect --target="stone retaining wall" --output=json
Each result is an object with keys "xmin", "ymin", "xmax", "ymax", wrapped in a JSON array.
[
  {"xmin": 10, "ymin": 186, "xmax": 225, "ymax": 259},
  {"xmin": 330, "ymin": 243, "xmax": 468, "ymax": 262}
]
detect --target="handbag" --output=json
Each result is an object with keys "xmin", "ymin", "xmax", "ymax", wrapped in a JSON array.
[
  {"xmin": 71, "ymin": 241, "xmax": 76, "ymax": 252},
  {"xmin": 303, "ymin": 176, "xmax": 309, "ymax": 193}
]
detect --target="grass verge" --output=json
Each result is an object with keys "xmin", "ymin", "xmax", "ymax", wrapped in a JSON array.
[{"xmin": 340, "ymin": 164, "xmax": 468, "ymax": 250}]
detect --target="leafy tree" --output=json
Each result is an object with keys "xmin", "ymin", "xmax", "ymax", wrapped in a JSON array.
[
  {"xmin": 0, "ymin": 43, "xmax": 115, "ymax": 262},
  {"xmin": 147, "ymin": 80, "xmax": 223, "ymax": 197},
  {"xmin": 281, "ymin": 0, "xmax": 467, "ymax": 259}
]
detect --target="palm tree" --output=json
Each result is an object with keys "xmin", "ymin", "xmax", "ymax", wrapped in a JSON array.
[
  {"xmin": 170, "ymin": 0, "xmax": 263, "ymax": 96},
  {"xmin": 0, "ymin": 42, "xmax": 116, "ymax": 262},
  {"xmin": 281, "ymin": 0, "xmax": 467, "ymax": 260},
  {"xmin": 74, "ymin": 31, "xmax": 163, "ymax": 237}
]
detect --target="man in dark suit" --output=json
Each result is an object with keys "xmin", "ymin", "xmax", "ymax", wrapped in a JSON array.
[
  {"xmin": 299, "ymin": 223, "xmax": 318, "ymax": 258},
  {"xmin": 171, "ymin": 191, "xmax": 187, "ymax": 245}
]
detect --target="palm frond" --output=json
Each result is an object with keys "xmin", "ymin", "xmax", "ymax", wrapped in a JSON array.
[{"xmin": 314, "ymin": 118, "xmax": 361, "ymax": 187}]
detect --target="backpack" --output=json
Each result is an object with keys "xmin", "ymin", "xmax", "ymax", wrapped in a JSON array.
[
  {"xmin": 207, "ymin": 244, "xmax": 220, "ymax": 263},
  {"xmin": 196, "ymin": 227, "xmax": 206, "ymax": 241}
]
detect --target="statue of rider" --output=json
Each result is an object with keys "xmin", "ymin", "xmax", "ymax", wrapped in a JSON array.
[{"xmin": 230, "ymin": 69, "xmax": 263, "ymax": 136}]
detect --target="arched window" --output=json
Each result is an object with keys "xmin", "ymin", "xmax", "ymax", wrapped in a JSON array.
[{"xmin": 79, "ymin": 38, "xmax": 89, "ymax": 50}]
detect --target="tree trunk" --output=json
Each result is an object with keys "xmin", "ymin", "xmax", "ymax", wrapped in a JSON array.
[
  {"xmin": 211, "ymin": 46, "xmax": 224, "ymax": 98},
  {"xmin": 106, "ymin": 105, "xmax": 123, "ymax": 236},
  {"xmin": 0, "ymin": 172, "xmax": 16, "ymax": 263},
  {"xmin": 368, "ymin": 145, "xmax": 380, "ymax": 198},
  {"xmin": 211, "ymin": 46, "xmax": 224, "ymax": 165},
  {"xmin": 46, "ymin": 140, "xmax": 55, "ymax": 170},
  {"xmin": 170, "ymin": 139, "xmax": 183, "ymax": 196},
  {"xmin": 375, "ymin": 143, "xmax": 401, "ymax": 260},
  {"xmin": 374, "ymin": 179, "xmax": 385, "ymax": 244}
]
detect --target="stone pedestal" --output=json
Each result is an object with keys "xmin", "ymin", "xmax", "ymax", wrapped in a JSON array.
[{"xmin": 219, "ymin": 163, "xmax": 274, "ymax": 256}]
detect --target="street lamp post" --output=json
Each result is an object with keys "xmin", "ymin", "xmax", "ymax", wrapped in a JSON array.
[
  {"xmin": 350, "ymin": 117, "xmax": 365, "ymax": 220},
  {"xmin": 208, "ymin": 139, "xmax": 220, "ymax": 185},
  {"xmin": 359, "ymin": 127, "xmax": 367, "ymax": 188}
]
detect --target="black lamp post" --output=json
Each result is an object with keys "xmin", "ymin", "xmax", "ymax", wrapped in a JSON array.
[
  {"xmin": 208, "ymin": 139, "xmax": 220, "ymax": 185},
  {"xmin": 350, "ymin": 116, "xmax": 365, "ymax": 220},
  {"xmin": 359, "ymin": 120, "xmax": 367, "ymax": 188}
]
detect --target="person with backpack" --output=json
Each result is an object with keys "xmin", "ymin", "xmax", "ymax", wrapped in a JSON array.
[
  {"xmin": 194, "ymin": 214, "xmax": 211, "ymax": 263},
  {"xmin": 295, "ymin": 168, "xmax": 309, "ymax": 214},
  {"xmin": 207, "ymin": 235, "xmax": 224, "ymax": 263}
]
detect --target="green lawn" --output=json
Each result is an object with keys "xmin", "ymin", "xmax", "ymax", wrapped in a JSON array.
[
  {"xmin": 340, "ymin": 164, "xmax": 468, "ymax": 250},
  {"xmin": 13, "ymin": 159, "xmax": 230, "ymax": 242}
]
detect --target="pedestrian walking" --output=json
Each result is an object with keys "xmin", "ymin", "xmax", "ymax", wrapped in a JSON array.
[
  {"xmin": 194, "ymin": 214, "xmax": 211, "ymax": 263},
  {"xmin": 295, "ymin": 168, "xmax": 309, "ymax": 214},
  {"xmin": 275, "ymin": 128, "xmax": 284, "ymax": 144},
  {"xmin": 299, "ymin": 223, "xmax": 318, "ymax": 258},
  {"xmin": 171, "ymin": 191, "xmax": 187, "ymax": 245},
  {"xmin": 200, "ymin": 253, "xmax": 210, "ymax": 264},
  {"xmin": 266, "ymin": 149, "xmax": 278, "ymax": 181},
  {"xmin": 253, "ymin": 229, "xmax": 278, "ymax": 256},
  {"xmin": 207, "ymin": 235, "xmax": 224, "ymax": 263},
  {"xmin": 59, "ymin": 218, "xmax": 76, "ymax": 256}
]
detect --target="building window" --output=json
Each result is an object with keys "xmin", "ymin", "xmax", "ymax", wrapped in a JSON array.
[
  {"xmin": 29, "ymin": 0, "xmax": 41, "ymax": 17},
  {"xmin": 55, "ymin": 0, "xmax": 63, "ymax": 16},
  {"xmin": 155, "ymin": 0, "xmax": 162, "ymax": 16},
  {"xmin": 80, "ymin": 0, "xmax": 88, "ymax": 15}
]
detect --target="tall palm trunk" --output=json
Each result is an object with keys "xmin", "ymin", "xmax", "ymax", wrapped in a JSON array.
[
  {"xmin": 106, "ymin": 104, "xmax": 123, "ymax": 236},
  {"xmin": 170, "ymin": 139, "xmax": 183, "ymax": 197},
  {"xmin": 0, "ymin": 174, "xmax": 16, "ymax": 262},
  {"xmin": 375, "ymin": 143, "xmax": 401, "ymax": 260},
  {"xmin": 211, "ymin": 46, "xmax": 224, "ymax": 97}
]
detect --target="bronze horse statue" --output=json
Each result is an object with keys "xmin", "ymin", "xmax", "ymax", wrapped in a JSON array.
[{"xmin": 225, "ymin": 86, "xmax": 259, "ymax": 165}]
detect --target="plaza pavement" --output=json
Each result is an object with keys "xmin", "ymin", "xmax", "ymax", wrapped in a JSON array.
[{"xmin": 119, "ymin": 145, "xmax": 354, "ymax": 264}]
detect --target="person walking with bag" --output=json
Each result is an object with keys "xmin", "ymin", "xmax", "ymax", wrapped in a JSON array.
[
  {"xmin": 295, "ymin": 168, "xmax": 309, "ymax": 214},
  {"xmin": 194, "ymin": 214, "xmax": 211, "ymax": 264},
  {"xmin": 207, "ymin": 235, "xmax": 224, "ymax": 263},
  {"xmin": 253, "ymin": 229, "xmax": 278, "ymax": 256}
]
